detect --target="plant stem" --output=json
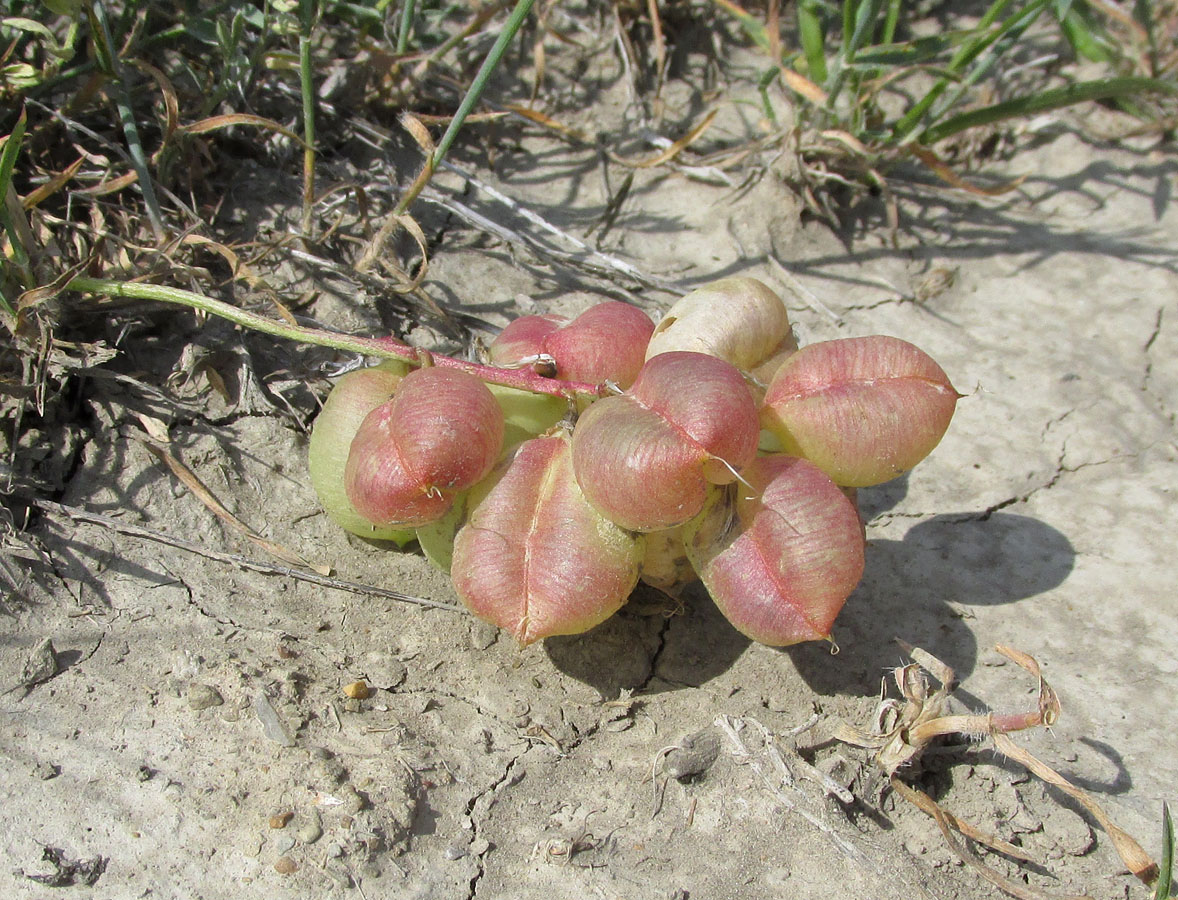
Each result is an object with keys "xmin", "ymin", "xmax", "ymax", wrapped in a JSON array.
[
  {"xmin": 65, "ymin": 276, "xmax": 601, "ymax": 399},
  {"xmin": 299, "ymin": 0, "xmax": 317, "ymax": 236},
  {"xmin": 394, "ymin": 0, "xmax": 536, "ymax": 215}
]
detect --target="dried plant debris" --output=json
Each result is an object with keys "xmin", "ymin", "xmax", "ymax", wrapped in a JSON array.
[
  {"xmin": 836, "ymin": 642, "xmax": 1160, "ymax": 898},
  {"xmin": 17, "ymin": 845, "xmax": 108, "ymax": 887}
]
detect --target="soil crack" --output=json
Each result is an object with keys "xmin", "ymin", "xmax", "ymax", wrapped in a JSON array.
[
  {"xmin": 465, "ymin": 752, "xmax": 524, "ymax": 900},
  {"xmin": 637, "ymin": 614, "xmax": 673, "ymax": 693}
]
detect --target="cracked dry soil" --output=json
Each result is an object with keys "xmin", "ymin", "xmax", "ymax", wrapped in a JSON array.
[{"xmin": 2, "ymin": 81, "xmax": 1177, "ymax": 900}]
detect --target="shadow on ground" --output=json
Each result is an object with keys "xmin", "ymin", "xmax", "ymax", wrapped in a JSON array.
[
  {"xmin": 544, "ymin": 499, "xmax": 1075, "ymax": 700},
  {"xmin": 789, "ymin": 510, "xmax": 1076, "ymax": 695}
]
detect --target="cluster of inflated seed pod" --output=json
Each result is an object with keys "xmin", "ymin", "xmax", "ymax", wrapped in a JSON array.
[{"xmin": 309, "ymin": 279, "xmax": 960, "ymax": 647}]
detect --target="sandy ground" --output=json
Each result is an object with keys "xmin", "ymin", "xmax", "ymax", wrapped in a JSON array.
[{"xmin": 1, "ymin": 25, "xmax": 1176, "ymax": 900}]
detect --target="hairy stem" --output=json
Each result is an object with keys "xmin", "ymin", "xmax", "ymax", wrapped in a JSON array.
[{"xmin": 66, "ymin": 276, "xmax": 600, "ymax": 400}]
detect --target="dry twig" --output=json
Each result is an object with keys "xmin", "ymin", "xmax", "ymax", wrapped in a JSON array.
[{"xmin": 31, "ymin": 500, "xmax": 460, "ymax": 613}]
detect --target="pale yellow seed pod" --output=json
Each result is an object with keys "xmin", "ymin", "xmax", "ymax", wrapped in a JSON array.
[{"xmin": 645, "ymin": 277, "xmax": 797, "ymax": 377}]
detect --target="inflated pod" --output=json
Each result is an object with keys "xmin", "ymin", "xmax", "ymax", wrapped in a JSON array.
[
  {"xmin": 490, "ymin": 301, "xmax": 655, "ymax": 388},
  {"xmin": 683, "ymin": 455, "xmax": 865, "ymax": 647},
  {"xmin": 645, "ymin": 277, "xmax": 797, "ymax": 377},
  {"xmin": 344, "ymin": 367, "xmax": 504, "ymax": 526},
  {"xmin": 451, "ymin": 433, "xmax": 643, "ymax": 646},
  {"xmin": 571, "ymin": 351, "xmax": 759, "ymax": 532},
  {"xmin": 308, "ymin": 361, "xmax": 415, "ymax": 544},
  {"xmin": 760, "ymin": 336, "xmax": 960, "ymax": 487}
]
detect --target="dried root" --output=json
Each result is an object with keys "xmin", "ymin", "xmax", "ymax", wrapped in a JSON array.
[{"xmin": 836, "ymin": 642, "xmax": 1159, "ymax": 898}]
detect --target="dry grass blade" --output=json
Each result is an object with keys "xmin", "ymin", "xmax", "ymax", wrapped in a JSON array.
[
  {"xmin": 910, "ymin": 146, "xmax": 1027, "ymax": 196},
  {"xmin": 611, "ymin": 109, "xmax": 719, "ymax": 168},
  {"xmin": 779, "ymin": 67, "xmax": 830, "ymax": 105},
  {"xmin": 889, "ymin": 778, "xmax": 1036, "ymax": 862},
  {"xmin": 927, "ymin": 799, "xmax": 1095, "ymax": 900},
  {"xmin": 177, "ymin": 114, "xmax": 307, "ymax": 148},
  {"xmin": 992, "ymin": 733, "xmax": 1158, "ymax": 885},
  {"xmin": 354, "ymin": 212, "xmax": 430, "ymax": 294},
  {"xmin": 140, "ymin": 440, "xmax": 330, "ymax": 576},
  {"xmin": 174, "ymin": 234, "xmax": 240, "ymax": 277},
  {"xmin": 646, "ymin": 0, "xmax": 667, "ymax": 106},
  {"xmin": 74, "ymin": 170, "xmax": 138, "ymax": 197},
  {"xmin": 22, "ymin": 157, "xmax": 85, "ymax": 210},
  {"xmin": 714, "ymin": 714, "xmax": 887, "ymax": 877},
  {"xmin": 31, "ymin": 500, "xmax": 458, "ymax": 613},
  {"xmin": 129, "ymin": 59, "xmax": 180, "ymax": 151},
  {"xmin": 503, "ymin": 104, "xmax": 588, "ymax": 140},
  {"xmin": 420, "ymin": 174, "xmax": 678, "ymax": 293}
]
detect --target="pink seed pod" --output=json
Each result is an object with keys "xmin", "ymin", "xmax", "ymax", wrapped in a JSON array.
[
  {"xmin": 571, "ymin": 351, "xmax": 759, "ymax": 531},
  {"xmin": 344, "ymin": 367, "xmax": 504, "ymax": 526},
  {"xmin": 490, "ymin": 301, "xmax": 655, "ymax": 388},
  {"xmin": 307, "ymin": 362, "xmax": 415, "ymax": 544},
  {"xmin": 488, "ymin": 313, "xmax": 565, "ymax": 373},
  {"xmin": 760, "ymin": 336, "xmax": 960, "ymax": 487},
  {"xmin": 684, "ymin": 455, "xmax": 865, "ymax": 647},
  {"xmin": 451, "ymin": 434, "xmax": 643, "ymax": 646},
  {"xmin": 646, "ymin": 277, "xmax": 797, "ymax": 380}
]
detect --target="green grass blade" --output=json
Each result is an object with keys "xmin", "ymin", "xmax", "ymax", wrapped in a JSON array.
[
  {"xmin": 826, "ymin": 0, "xmax": 883, "ymax": 108},
  {"xmin": 849, "ymin": 32, "xmax": 976, "ymax": 67},
  {"xmin": 0, "ymin": 284, "xmax": 15, "ymax": 322},
  {"xmin": 0, "ymin": 109, "xmax": 26, "ymax": 214},
  {"xmin": 841, "ymin": 0, "xmax": 854, "ymax": 60},
  {"xmin": 711, "ymin": 0, "xmax": 773, "ymax": 54},
  {"xmin": 846, "ymin": 0, "xmax": 885, "ymax": 58},
  {"xmin": 798, "ymin": 0, "xmax": 828, "ymax": 82},
  {"xmin": 396, "ymin": 0, "xmax": 418, "ymax": 54},
  {"xmin": 0, "ymin": 109, "xmax": 29, "ymax": 303},
  {"xmin": 918, "ymin": 75, "xmax": 1178, "ymax": 144},
  {"xmin": 1057, "ymin": 5, "xmax": 1114, "ymax": 63},
  {"xmin": 926, "ymin": 0, "xmax": 1050, "ymax": 128},
  {"xmin": 1155, "ymin": 803, "xmax": 1173, "ymax": 900},
  {"xmin": 891, "ymin": 0, "xmax": 1038, "ymax": 140},
  {"xmin": 89, "ymin": 0, "xmax": 166, "ymax": 240},
  {"xmin": 395, "ymin": 0, "xmax": 536, "ymax": 215},
  {"xmin": 1134, "ymin": 0, "xmax": 1160, "ymax": 77},
  {"xmin": 881, "ymin": 0, "xmax": 900, "ymax": 44}
]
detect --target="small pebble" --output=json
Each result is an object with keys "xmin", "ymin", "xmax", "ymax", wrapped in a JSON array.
[
  {"xmin": 469, "ymin": 622, "xmax": 498, "ymax": 651},
  {"xmin": 274, "ymin": 836, "xmax": 295, "ymax": 855},
  {"xmin": 297, "ymin": 818, "xmax": 323, "ymax": 845},
  {"xmin": 31, "ymin": 761, "xmax": 61, "ymax": 780},
  {"xmin": 339, "ymin": 785, "xmax": 364, "ymax": 814},
  {"xmin": 325, "ymin": 843, "xmax": 344, "ymax": 859},
  {"xmin": 443, "ymin": 844, "xmax": 467, "ymax": 860},
  {"xmin": 382, "ymin": 658, "xmax": 408, "ymax": 689},
  {"xmin": 253, "ymin": 694, "xmax": 295, "ymax": 747},
  {"xmin": 664, "ymin": 729, "xmax": 722, "ymax": 781},
  {"xmin": 469, "ymin": 838, "xmax": 490, "ymax": 856},
  {"xmin": 187, "ymin": 683, "xmax": 224, "ymax": 710},
  {"xmin": 343, "ymin": 681, "xmax": 371, "ymax": 700},
  {"xmin": 274, "ymin": 856, "xmax": 298, "ymax": 874},
  {"xmin": 269, "ymin": 812, "xmax": 293, "ymax": 829},
  {"xmin": 18, "ymin": 637, "xmax": 58, "ymax": 688}
]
